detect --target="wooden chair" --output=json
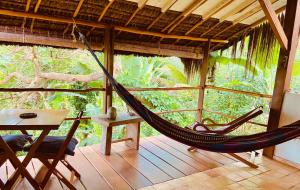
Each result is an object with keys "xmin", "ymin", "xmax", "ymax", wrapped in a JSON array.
[
  {"xmin": 0, "ymin": 135, "xmax": 32, "ymax": 189},
  {"xmin": 187, "ymin": 106, "xmax": 263, "ymax": 168},
  {"xmin": 189, "ymin": 106, "xmax": 263, "ymax": 135},
  {"xmin": 24, "ymin": 111, "xmax": 83, "ymax": 190}
]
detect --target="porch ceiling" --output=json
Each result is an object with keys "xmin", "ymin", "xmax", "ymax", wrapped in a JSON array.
[{"xmin": 0, "ymin": 0, "xmax": 286, "ymax": 58}]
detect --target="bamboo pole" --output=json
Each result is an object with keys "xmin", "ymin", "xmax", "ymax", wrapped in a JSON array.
[
  {"xmin": 196, "ymin": 41, "xmax": 210, "ymax": 122},
  {"xmin": 0, "ymin": 9, "xmax": 228, "ymax": 44}
]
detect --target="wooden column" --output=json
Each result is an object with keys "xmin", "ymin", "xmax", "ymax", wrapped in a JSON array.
[
  {"xmin": 103, "ymin": 26, "xmax": 114, "ymax": 113},
  {"xmin": 264, "ymin": 0, "xmax": 300, "ymax": 158},
  {"xmin": 196, "ymin": 41, "xmax": 211, "ymax": 121}
]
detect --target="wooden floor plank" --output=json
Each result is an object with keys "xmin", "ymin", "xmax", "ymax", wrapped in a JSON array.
[
  {"xmin": 91, "ymin": 145, "xmax": 153, "ymax": 189},
  {"xmin": 67, "ymin": 149, "xmax": 113, "ymax": 190},
  {"xmin": 158, "ymin": 135, "xmax": 237, "ymax": 165},
  {"xmin": 138, "ymin": 147, "xmax": 185, "ymax": 179},
  {"xmin": 112, "ymin": 143, "xmax": 172, "ymax": 184},
  {"xmin": 145, "ymin": 137, "xmax": 209, "ymax": 171},
  {"xmin": 79, "ymin": 146, "xmax": 133, "ymax": 190},
  {"xmin": 140, "ymin": 139, "xmax": 198, "ymax": 176},
  {"xmin": 156, "ymin": 135, "xmax": 223, "ymax": 168}
]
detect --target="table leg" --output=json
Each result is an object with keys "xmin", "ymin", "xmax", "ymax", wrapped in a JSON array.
[
  {"xmin": 125, "ymin": 122, "xmax": 140, "ymax": 150},
  {"xmin": 5, "ymin": 129, "xmax": 50, "ymax": 190},
  {"xmin": 100, "ymin": 126, "xmax": 112, "ymax": 155}
]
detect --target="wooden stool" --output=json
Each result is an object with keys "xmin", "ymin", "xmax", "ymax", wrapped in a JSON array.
[{"xmin": 92, "ymin": 113, "xmax": 143, "ymax": 155}]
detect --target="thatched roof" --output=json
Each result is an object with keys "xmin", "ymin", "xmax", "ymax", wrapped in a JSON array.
[{"xmin": 0, "ymin": 0, "xmax": 286, "ymax": 59}]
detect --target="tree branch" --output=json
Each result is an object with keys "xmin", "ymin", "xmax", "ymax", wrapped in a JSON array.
[{"xmin": 0, "ymin": 72, "xmax": 32, "ymax": 85}]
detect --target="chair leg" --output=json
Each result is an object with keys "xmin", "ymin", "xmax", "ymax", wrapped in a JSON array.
[
  {"xmin": 61, "ymin": 159, "xmax": 81, "ymax": 178},
  {"xmin": 39, "ymin": 159, "xmax": 77, "ymax": 190}
]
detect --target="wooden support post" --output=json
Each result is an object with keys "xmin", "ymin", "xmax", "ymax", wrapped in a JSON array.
[
  {"xmin": 264, "ymin": 0, "xmax": 300, "ymax": 158},
  {"xmin": 103, "ymin": 27, "xmax": 114, "ymax": 113},
  {"xmin": 196, "ymin": 41, "xmax": 211, "ymax": 121}
]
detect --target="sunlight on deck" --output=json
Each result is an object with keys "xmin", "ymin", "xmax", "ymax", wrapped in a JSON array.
[{"xmin": 1, "ymin": 135, "xmax": 299, "ymax": 190}]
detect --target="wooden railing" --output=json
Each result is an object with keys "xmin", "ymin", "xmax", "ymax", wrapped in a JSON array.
[{"xmin": 1, "ymin": 85, "xmax": 270, "ymax": 127}]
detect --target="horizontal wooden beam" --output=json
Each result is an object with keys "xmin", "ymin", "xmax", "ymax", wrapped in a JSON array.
[
  {"xmin": 0, "ymin": 32, "xmax": 203, "ymax": 59},
  {"xmin": 0, "ymin": 9, "xmax": 227, "ymax": 43},
  {"xmin": 0, "ymin": 86, "xmax": 201, "ymax": 93},
  {"xmin": 258, "ymin": 0, "xmax": 288, "ymax": 50},
  {"xmin": 205, "ymin": 85, "xmax": 272, "ymax": 98}
]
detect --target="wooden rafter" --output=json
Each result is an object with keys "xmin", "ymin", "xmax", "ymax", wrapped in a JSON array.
[
  {"xmin": 87, "ymin": 0, "xmax": 114, "ymax": 36},
  {"xmin": 147, "ymin": 0, "xmax": 177, "ymax": 30},
  {"xmin": 161, "ymin": 0, "xmax": 207, "ymax": 33},
  {"xmin": 212, "ymin": 0, "xmax": 277, "ymax": 38},
  {"xmin": 259, "ymin": 0, "xmax": 288, "ymax": 50},
  {"xmin": 200, "ymin": 0, "xmax": 256, "ymax": 37},
  {"xmin": 125, "ymin": 0, "xmax": 148, "ymax": 26},
  {"xmin": 21, "ymin": 0, "xmax": 32, "ymax": 28},
  {"xmin": 0, "ymin": 9, "xmax": 228, "ymax": 43},
  {"xmin": 185, "ymin": 0, "xmax": 233, "ymax": 35},
  {"xmin": 211, "ymin": 5, "xmax": 286, "ymax": 54},
  {"xmin": 63, "ymin": 0, "xmax": 85, "ymax": 35},
  {"xmin": 30, "ymin": 0, "xmax": 42, "ymax": 32}
]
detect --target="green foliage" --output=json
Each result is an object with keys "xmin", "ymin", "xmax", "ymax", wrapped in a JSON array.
[{"xmin": 0, "ymin": 44, "xmax": 300, "ymax": 146}]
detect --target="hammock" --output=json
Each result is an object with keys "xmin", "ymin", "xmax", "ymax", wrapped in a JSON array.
[{"xmin": 77, "ymin": 31, "xmax": 300, "ymax": 153}]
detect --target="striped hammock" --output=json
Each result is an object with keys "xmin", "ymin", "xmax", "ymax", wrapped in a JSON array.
[{"xmin": 78, "ymin": 31, "xmax": 300, "ymax": 153}]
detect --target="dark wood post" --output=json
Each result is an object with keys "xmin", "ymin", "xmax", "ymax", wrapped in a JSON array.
[
  {"xmin": 103, "ymin": 26, "xmax": 114, "ymax": 113},
  {"xmin": 264, "ymin": 0, "xmax": 300, "ymax": 158},
  {"xmin": 196, "ymin": 41, "xmax": 211, "ymax": 121}
]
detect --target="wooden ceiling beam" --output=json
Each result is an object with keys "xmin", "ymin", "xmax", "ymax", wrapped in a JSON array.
[
  {"xmin": 30, "ymin": 0, "xmax": 42, "ymax": 32},
  {"xmin": 147, "ymin": 0, "xmax": 177, "ymax": 30},
  {"xmin": 258, "ymin": 0, "xmax": 288, "ymax": 50},
  {"xmin": 161, "ymin": 0, "xmax": 207, "ymax": 33},
  {"xmin": 125, "ymin": 0, "xmax": 148, "ymax": 26},
  {"xmin": 0, "ymin": 9, "xmax": 228, "ymax": 43},
  {"xmin": 63, "ymin": 0, "xmax": 85, "ymax": 35},
  {"xmin": 0, "ymin": 32, "xmax": 203, "ymax": 59},
  {"xmin": 185, "ymin": 0, "xmax": 233, "ymax": 35},
  {"xmin": 21, "ymin": 0, "xmax": 32, "ymax": 28},
  {"xmin": 87, "ymin": 0, "xmax": 114, "ymax": 36}
]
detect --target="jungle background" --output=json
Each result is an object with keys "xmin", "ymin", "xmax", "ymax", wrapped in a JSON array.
[{"xmin": 0, "ymin": 44, "xmax": 299, "ymax": 146}]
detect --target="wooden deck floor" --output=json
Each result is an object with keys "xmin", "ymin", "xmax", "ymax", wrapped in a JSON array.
[{"xmin": 1, "ymin": 135, "xmax": 300, "ymax": 190}]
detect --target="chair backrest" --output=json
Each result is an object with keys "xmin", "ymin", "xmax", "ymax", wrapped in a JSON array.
[
  {"xmin": 222, "ymin": 106, "xmax": 263, "ymax": 134},
  {"xmin": 56, "ymin": 111, "xmax": 83, "ymax": 157}
]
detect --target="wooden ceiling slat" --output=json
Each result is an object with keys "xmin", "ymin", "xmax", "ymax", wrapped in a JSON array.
[
  {"xmin": 147, "ymin": 0, "xmax": 177, "ymax": 30},
  {"xmin": 87, "ymin": 0, "xmax": 115, "ymax": 36},
  {"xmin": 211, "ymin": 5, "xmax": 286, "ymax": 51},
  {"xmin": 185, "ymin": 0, "xmax": 233, "ymax": 35},
  {"xmin": 63, "ymin": 0, "xmax": 85, "ymax": 35},
  {"xmin": 212, "ymin": 0, "xmax": 277, "ymax": 38},
  {"xmin": 30, "ymin": 0, "xmax": 42, "ymax": 32},
  {"xmin": 200, "ymin": 0, "xmax": 256, "ymax": 37},
  {"xmin": 161, "ymin": 0, "xmax": 207, "ymax": 33}
]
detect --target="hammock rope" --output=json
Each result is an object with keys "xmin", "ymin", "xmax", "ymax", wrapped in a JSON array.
[{"xmin": 75, "ymin": 27, "xmax": 300, "ymax": 153}]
